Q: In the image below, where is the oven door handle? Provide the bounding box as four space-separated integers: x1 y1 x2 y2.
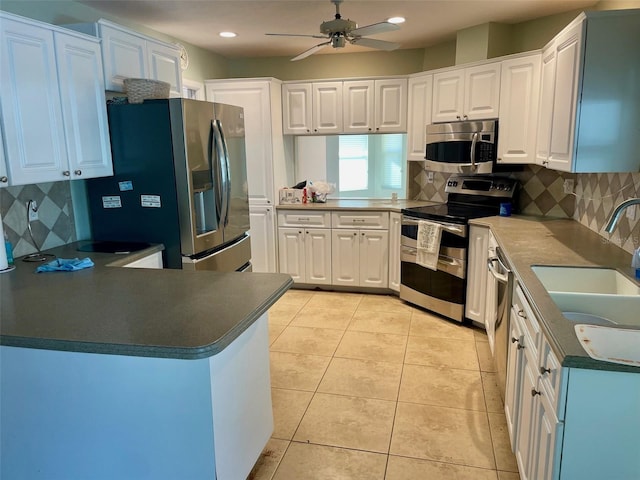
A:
488 257 509 283
403 217 464 235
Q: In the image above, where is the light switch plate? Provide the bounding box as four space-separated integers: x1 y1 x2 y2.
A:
563 179 574 194
28 201 38 222
626 205 636 221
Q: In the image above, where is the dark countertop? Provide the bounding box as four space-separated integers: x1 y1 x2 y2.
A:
0 242 293 360
470 216 639 373
275 199 438 212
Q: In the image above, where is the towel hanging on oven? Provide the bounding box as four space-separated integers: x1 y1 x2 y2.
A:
416 220 442 271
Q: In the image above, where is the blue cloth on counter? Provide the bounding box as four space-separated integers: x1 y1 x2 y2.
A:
36 257 94 273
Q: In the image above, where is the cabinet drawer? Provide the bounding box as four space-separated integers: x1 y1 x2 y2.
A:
331 211 389 229
277 210 331 228
513 285 541 356
539 336 567 419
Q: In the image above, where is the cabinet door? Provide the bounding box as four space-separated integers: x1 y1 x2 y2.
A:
531 384 562 480
515 350 537 480
505 306 525 451
374 78 407 132
464 62 501 120
278 228 305 283
0 127 9 188
305 228 332 285
535 46 556 166
497 54 541 165
331 229 360 287
465 225 489 324
249 205 276 273
343 80 374 134
406 73 433 161
547 21 584 172
99 24 148 91
282 83 312 134
0 18 68 186
432 70 464 122
147 41 183 97
388 212 402 292
360 230 389 288
312 82 343 134
55 32 113 180
206 82 275 204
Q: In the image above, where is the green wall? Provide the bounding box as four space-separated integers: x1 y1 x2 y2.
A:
1 0 635 82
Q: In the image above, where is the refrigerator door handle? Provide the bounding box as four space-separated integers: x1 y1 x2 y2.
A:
216 119 231 228
211 120 228 229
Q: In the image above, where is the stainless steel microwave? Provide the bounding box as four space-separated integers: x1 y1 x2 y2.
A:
425 120 497 174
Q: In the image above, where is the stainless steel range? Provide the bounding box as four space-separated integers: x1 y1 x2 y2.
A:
400 175 518 322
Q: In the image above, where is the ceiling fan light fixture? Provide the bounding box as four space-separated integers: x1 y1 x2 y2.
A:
387 17 405 24
219 31 237 38
331 35 346 48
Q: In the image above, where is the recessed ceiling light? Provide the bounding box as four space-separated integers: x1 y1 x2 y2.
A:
387 17 405 24
219 31 237 38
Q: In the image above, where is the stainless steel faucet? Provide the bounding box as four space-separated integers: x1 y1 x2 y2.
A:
604 198 640 233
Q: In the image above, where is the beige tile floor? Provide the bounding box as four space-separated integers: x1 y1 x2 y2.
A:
248 290 521 480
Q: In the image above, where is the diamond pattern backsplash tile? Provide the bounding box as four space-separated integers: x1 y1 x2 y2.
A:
1 182 77 258
408 162 640 255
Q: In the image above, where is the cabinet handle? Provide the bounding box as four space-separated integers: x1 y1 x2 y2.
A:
540 366 551 375
0 176 7 183
517 309 527 319
531 388 541 397
353 232 357 236
62 170 71 177
456 115 461 120
368 128 372 131
463 114 468 120
511 337 525 349
74 169 82 176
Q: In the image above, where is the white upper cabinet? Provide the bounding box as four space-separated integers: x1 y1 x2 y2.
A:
55 32 113 180
65 19 182 97
284 78 407 135
343 80 374 134
282 83 312 134
535 10 640 172
406 72 433 161
312 82 343 134
0 12 112 186
374 78 407 133
497 53 542 165
432 62 501 122
282 82 341 134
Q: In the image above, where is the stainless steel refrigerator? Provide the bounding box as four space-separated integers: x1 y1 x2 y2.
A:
86 98 251 271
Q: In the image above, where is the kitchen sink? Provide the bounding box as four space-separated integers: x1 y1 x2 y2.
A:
531 266 640 327
531 266 640 295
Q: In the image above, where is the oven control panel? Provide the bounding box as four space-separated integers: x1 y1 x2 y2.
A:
445 176 517 198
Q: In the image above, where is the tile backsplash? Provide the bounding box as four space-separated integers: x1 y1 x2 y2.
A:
0 182 77 258
408 162 640 255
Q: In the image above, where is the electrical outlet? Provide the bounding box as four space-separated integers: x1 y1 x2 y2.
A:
563 179 574 194
626 205 637 221
427 171 434 184
28 200 39 222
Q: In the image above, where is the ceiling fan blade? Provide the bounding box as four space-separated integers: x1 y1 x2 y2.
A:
350 37 400 51
350 21 399 38
291 42 330 62
265 33 328 39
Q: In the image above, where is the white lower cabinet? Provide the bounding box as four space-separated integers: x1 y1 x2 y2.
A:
278 227 331 285
331 229 388 288
465 225 490 324
122 251 163 269
249 204 276 273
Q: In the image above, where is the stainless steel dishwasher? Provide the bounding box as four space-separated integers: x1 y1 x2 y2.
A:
487 245 513 399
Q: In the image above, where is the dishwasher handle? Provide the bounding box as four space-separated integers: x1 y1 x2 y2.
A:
488 257 509 283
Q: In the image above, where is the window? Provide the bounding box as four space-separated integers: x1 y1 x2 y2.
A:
324 134 406 198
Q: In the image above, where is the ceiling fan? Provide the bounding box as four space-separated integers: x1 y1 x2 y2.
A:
266 0 401 61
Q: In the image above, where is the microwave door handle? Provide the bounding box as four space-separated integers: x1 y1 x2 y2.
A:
470 131 479 171
211 120 228 228
216 119 231 228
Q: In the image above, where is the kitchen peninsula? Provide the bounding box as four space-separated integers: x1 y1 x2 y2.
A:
0 243 292 480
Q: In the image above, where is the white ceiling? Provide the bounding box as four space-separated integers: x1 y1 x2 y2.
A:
79 0 598 59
